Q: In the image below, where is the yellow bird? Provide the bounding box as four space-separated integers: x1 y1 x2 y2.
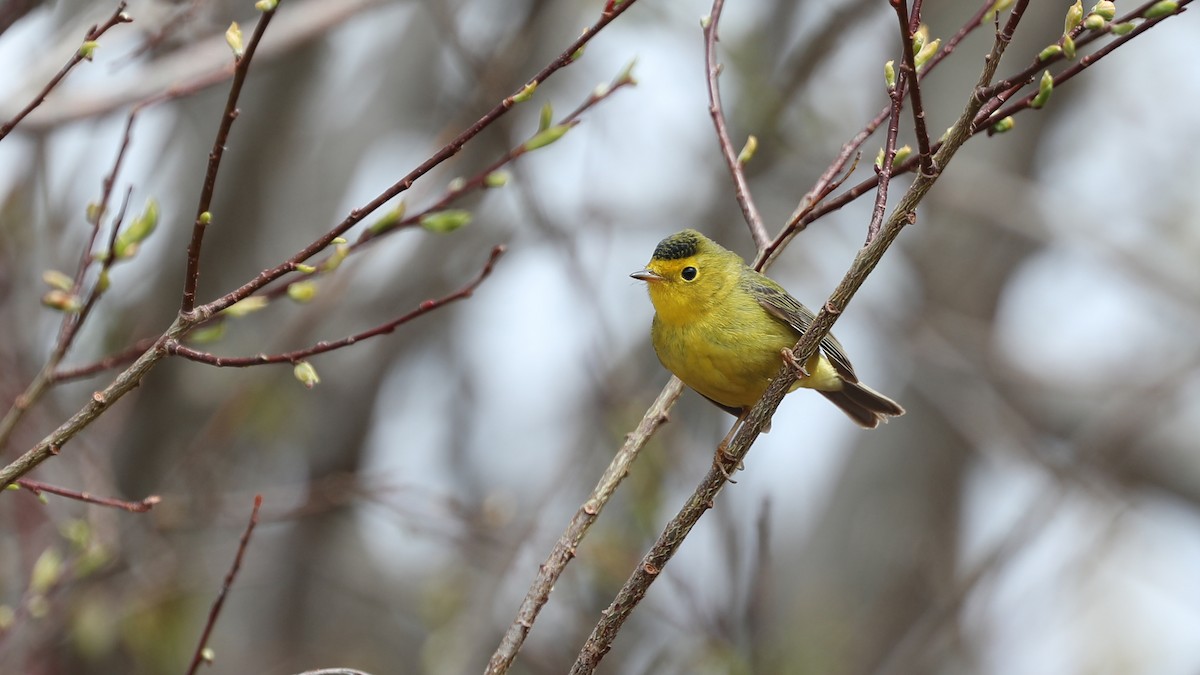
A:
631 229 903 428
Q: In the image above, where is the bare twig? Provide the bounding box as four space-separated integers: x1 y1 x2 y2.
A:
169 246 506 367
890 0 936 177
703 0 769 250
0 2 131 141
13 478 161 512
180 4 279 314
484 379 683 675
185 495 263 675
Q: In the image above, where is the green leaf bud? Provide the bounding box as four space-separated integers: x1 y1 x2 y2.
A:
1144 1 1179 18
222 296 269 317
188 323 227 344
78 41 99 61
30 548 63 594
331 237 348 245
911 25 928 54
511 81 537 103
1084 13 1105 30
1110 21 1136 35
447 177 465 193
96 270 110 292
61 519 91 550
42 290 81 313
293 361 320 389
1039 44 1063 61
1063 34 1076 60
523 124 573 152
914 38 941 70
287 280 318 303
737 135 758 165
1031 70 1054 108
368 202 406 235
1091 1 1116 19
884 60 896 88
42 270 74 292
321 244 349 271
484 171 510 188
1065 0 1084 34
420 209 472 234
199 211 212 225
295 263 317 274
615 58 637 86
991 116 1015 134
538 103 553 132
86 202 103 224
201 647 216 663
891 145 912 168
225 22 244 58
255 0 278 10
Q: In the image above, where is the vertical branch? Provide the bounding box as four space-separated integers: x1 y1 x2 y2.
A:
185 495 264 675
180 5 279 313
891 0 936 177
704 0 769 251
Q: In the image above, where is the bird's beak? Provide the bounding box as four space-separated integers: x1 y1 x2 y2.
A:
630 269 665 283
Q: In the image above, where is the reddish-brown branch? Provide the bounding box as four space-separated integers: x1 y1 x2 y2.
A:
704 0 769 251
180 5 278 314
0 2 132 141
891 0 936 178
170 246 505 367
15 478 160 512
185 495 263 675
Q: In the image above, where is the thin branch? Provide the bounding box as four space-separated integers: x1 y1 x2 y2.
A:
51 338 158 383
704 0 769 250
199 0 646 319
483 379 683 675
0 2 132 141
891 0 936 177
14 478 161 512
169 246 506 367
185 495 263 675
866 57 906 246
180 4 279 314
568 6 1025 671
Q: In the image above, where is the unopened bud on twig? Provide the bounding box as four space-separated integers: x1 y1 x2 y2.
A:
1039 45 1063 62
287 280 317 303
1084 13 1106 30
420 210 472 234
255 0 278 11
42 270 74 292
42 290 81 313
484 171 510 188
225 22 244 58
1110 21 1136 35
991 116 1015 134
1031 70 1054 109
293 361 320 389
511 81 537 103
369 202 406 235
737 135 758 165
78 41 99 61
222 296 269 317
914 38 940 71
30 548 63 594
884 60 896 88
538 103 553 132
523 123 573 152
1091 1 1116 20
1065 0 1084 34
1144 1 1179 18
1063 34 1077 60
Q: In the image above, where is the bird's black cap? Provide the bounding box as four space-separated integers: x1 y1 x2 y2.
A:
651 230 702 261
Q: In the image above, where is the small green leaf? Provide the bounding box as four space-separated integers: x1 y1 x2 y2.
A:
225 22 244 58
293 361 320 389
222 296 269 317
523 124 572 152
287 280 317 303
1144 0 1179 18
538 103 553 132
420 210 472 234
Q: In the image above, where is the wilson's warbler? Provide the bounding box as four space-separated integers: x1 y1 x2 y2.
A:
632 229 903 428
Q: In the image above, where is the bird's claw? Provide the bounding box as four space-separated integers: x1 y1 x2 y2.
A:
781 347 809 377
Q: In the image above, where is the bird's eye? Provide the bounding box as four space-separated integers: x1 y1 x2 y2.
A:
681 266 698 281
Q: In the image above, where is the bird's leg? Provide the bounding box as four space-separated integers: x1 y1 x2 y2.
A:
714 410 749 481
780 347 810 378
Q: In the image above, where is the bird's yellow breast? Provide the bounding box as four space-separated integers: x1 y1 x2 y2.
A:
649 282 841 410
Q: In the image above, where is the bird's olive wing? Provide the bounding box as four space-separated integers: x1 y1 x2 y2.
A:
752 282 859 382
